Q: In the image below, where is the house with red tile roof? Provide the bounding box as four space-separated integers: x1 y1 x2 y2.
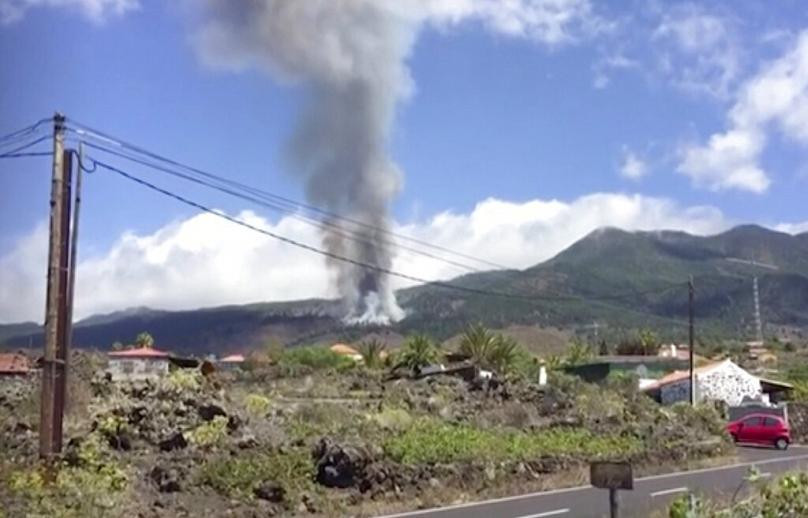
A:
107 346 172 381
0 353 31 376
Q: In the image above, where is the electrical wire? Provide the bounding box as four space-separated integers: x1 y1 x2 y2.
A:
81 140 487 274
0 117 50 146
0 135 51 158
89 156 691 315
64 118 511 270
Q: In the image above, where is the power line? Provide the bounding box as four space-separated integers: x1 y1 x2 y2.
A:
0 135 51 158
0 118 50 146
89 157 545 301
80 140 486 274
1 116 692 323
64 118 511 271
89 156 691 315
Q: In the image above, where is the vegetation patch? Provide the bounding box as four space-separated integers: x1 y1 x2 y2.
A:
197 448 313 500
7 433 129 517
279 346 355 372
383 418 641 465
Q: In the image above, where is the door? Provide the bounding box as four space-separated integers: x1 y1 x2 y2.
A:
738 416 763 443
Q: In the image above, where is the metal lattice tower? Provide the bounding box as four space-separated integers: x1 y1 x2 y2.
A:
753 276 763 343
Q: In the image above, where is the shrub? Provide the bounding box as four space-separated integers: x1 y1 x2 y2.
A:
197 449 313 500
358 339 387 369
186 415 229 448
165 369 201 392
566 340 594 366
397 335 439 373
383 418 640 465
279 346 354 371
244 393 271 416
8 433 128 517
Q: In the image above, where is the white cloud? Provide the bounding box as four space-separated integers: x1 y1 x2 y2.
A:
775 221 808 235
592 52 639 89
652 4 741 99
619 149 648 180
678 30 808 193
406 0 610 46
0 193 729 323
0 0 137 24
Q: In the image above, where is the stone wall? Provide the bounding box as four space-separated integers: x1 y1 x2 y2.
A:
790 402 808 443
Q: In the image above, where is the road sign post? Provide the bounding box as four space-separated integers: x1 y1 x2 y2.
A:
591 461 633 518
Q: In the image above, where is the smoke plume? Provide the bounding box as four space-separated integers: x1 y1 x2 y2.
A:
192 0 602 324
194 1 420 324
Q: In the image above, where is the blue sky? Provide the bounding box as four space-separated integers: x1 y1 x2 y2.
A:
1 0 808 322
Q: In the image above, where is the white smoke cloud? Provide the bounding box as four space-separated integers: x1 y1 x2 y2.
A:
0 0 137 24
0 192 734 324
678 30 808 193
189 0 607 324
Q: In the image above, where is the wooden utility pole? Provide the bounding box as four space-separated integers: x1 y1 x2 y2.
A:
39 113 71 459
689 275 695 406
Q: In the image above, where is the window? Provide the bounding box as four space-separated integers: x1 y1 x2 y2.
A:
763 417 780 427
743 417 763 426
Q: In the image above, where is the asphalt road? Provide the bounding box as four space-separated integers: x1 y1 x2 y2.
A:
377 446 808 518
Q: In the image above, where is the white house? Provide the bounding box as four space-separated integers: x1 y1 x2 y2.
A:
107 347 171 381
644 359 763 406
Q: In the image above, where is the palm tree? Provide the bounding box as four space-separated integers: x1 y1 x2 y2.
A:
134 331 154 349
358 339 386 369
398 335 439 373
459 323 497 368
488 335 520 374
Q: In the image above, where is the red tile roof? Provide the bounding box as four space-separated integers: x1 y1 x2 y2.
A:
0 353 31 374
108 347 171 359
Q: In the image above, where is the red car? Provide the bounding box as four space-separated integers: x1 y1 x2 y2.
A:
726 413 791 450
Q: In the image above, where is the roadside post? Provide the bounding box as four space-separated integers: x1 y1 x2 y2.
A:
590 461 633 518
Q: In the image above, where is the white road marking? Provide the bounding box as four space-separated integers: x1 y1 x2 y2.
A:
758 472 772 478
374 452 808 518
514 509 569 518
650 487 688 497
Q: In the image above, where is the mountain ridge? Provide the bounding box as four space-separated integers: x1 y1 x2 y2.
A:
3 224 807 353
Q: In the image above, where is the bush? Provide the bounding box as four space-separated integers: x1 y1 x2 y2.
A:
397 335 439 373
186 415 229 448
244 393 271 416
358 339 387 369
279 346 354 371
197 449 313 500
383 418 640 465
8 433 128 517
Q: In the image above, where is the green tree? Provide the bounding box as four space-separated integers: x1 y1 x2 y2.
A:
638 329 658 355
398 335 439 373
111 341 124 351
134 332 154 349
459 323 497 368
358 339 386 369
566 340 594 366
488 335 520 374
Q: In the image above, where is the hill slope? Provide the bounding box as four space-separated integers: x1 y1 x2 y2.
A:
3 225 807 353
